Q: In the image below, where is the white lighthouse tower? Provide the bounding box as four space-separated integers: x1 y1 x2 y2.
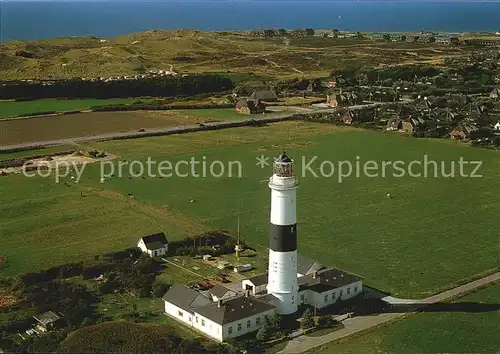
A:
267 152 299 315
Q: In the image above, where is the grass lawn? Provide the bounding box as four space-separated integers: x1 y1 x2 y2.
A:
79 122 499 297
0 178 207 276
0 98 142 118
174 108 276 121
2 122 499 299
307 283 500 354
0 145 77 160
306 324 345 337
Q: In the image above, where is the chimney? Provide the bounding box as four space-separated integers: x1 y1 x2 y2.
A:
217 300 222 308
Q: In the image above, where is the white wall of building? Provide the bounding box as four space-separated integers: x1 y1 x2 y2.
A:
193 313 223 342
298 281 363 309
242 280 266 295
221 308 276 341
137 239 168 258
164 302 194 327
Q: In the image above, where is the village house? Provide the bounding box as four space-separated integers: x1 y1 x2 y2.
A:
291 28 315 36
307 79 323 93
137 232 168 258
386 118 403 131
232 86 254 97
450 124 479 140
33 311 63 332
235 98 266 114
489 87 500 100
494 122 500 131
249 90 279 102
250 29 276 37
340 110 356 125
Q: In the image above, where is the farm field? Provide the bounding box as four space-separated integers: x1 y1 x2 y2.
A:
0 98 142 118
0 110 209 146
1 121 499 299
307 283 500 354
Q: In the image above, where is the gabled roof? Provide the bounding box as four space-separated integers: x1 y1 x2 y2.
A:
194 295 275 325
209 284 234 299
162 285 211 314
244 273 268 287
249 90 278 102
298 267 363 294
33 311 61 326
297 253 324 276
138 232 168 250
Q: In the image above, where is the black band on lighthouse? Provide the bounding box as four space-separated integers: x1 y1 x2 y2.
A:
269 223 297 252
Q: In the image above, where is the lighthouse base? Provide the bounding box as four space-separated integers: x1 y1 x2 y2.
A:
266 289 298 315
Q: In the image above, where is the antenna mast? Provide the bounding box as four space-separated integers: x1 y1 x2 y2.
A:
235 200 243 258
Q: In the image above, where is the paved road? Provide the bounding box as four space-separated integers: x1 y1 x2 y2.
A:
1 100 410 152
279 272 500 353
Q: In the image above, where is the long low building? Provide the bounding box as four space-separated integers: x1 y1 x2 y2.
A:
163 285 275 342
162 254 363 342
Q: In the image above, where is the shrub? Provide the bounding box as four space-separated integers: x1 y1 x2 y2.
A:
301 308 315 330
256 324 271 342
152 282 170 298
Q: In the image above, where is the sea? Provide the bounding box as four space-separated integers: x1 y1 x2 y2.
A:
2 1 500 42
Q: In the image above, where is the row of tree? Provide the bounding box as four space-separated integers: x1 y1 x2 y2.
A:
0 75 233 99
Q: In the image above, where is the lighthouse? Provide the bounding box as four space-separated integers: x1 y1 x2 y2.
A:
267 152 299 315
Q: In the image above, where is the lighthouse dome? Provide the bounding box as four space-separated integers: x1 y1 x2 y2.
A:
277 152 292 163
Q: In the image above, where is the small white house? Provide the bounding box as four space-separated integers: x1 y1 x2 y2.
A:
494 122 500 131
242 274 268 295
137 232 168 258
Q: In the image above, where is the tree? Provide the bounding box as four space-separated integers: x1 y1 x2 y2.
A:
152 281 170 297
266 313 282 331
301 308 315 330
382 34 391 41
256 324 271 342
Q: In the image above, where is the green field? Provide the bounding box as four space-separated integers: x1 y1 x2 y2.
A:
0 98 140 118
308 283 500 354
175 108 271 121
1 122 499 299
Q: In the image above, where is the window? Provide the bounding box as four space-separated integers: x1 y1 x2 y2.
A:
347 287 351 294
201 319 205 327
354 286 358 293
332 292 336 299
340 290 343 297
228 326 233 334
300 294 305 303
324 294 328 302
188 316 192 322
256 317 261 325
237 323 242 331
195 317 198 323
247 320 251 328
177 310 183 317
